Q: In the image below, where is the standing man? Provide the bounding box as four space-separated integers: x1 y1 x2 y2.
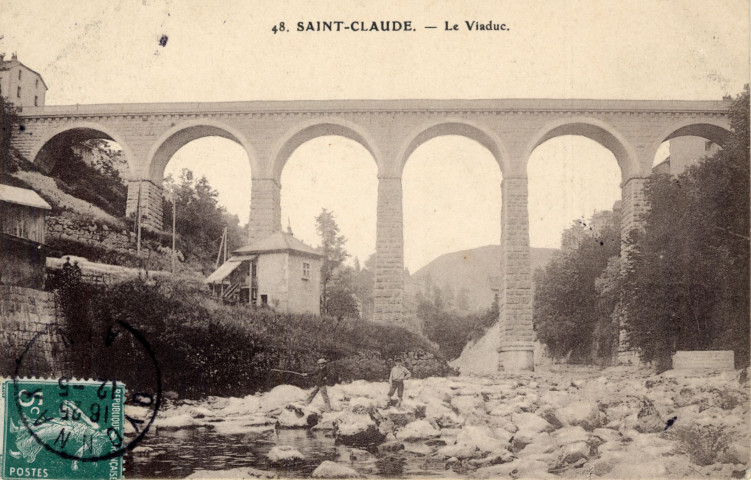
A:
304 358 332 411
386 360 411 407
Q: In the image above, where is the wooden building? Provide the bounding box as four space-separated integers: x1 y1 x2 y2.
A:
0 184 52 289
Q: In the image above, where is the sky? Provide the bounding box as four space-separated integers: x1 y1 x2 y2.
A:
1 0 748 271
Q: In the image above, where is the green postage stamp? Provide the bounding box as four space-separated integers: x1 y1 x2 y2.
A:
1 378 125 480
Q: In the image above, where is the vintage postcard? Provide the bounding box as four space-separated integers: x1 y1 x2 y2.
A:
0 1 749 478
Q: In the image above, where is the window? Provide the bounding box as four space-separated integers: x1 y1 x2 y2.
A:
34 96 38 106
16 86 20 98
18 70 21 80
260 294 268 306
35 79 39 87
302 262 310 279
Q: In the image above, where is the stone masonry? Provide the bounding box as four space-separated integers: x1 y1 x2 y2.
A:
497 178 534 371
126 180 164 231
374 177 405 327
11 99 732 370
248 178 282 245
0 285 69 377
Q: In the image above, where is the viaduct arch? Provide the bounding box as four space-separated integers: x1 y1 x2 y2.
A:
12 98 731 371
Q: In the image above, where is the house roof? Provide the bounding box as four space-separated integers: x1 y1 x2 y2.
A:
205 255 257 284
0 184 51 210
0 59 49 90
233 231 323 257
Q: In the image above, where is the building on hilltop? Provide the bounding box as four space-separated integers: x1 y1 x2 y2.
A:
205 231 323 314
0 53 47 108
0 184 52 289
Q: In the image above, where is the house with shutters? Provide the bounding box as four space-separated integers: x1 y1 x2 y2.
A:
205 231 323 315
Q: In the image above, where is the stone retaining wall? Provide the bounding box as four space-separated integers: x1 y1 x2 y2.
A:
45 214 182 268
0 285 70 377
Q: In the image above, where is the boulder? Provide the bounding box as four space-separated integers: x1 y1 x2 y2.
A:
266 446 304 464
221 395 262 416
552 425 589 445
556 400 602 430
311 411 344 431
592 427 622 443
311 461 363 478
634 397 663 433
334 412 386 446
395 420 440 441
456 425 510 453
276 404 320 429
260 385 307 412
402 442 434 455
511 412 553 434
558 441 591 464
451 395 486 417
425 402 463 428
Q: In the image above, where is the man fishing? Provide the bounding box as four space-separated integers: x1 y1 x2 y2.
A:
272 358 332 411
303 358 331 411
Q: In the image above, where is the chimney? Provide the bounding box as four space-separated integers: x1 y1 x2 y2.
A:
11 52 18 61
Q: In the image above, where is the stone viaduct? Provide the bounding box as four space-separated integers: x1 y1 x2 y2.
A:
11 98 731 371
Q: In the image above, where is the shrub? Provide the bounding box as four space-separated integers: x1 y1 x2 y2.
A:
54 277 452 399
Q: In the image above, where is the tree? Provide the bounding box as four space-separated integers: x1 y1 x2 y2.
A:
621 88 749 369
163 169 244 271
533 210 621 363
0 93 20 175
315 208 349 314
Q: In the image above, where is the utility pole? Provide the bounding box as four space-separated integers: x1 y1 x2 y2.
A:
136 182 142 256
171 192 177 274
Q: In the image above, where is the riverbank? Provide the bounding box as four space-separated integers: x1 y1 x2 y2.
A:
124 364 749 478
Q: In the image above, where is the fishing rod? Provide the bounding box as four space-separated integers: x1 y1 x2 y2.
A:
270 368 307 376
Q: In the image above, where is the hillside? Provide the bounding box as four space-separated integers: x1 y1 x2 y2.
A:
407 245 557 312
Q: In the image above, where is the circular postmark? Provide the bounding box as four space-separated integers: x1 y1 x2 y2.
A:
11 320 162 464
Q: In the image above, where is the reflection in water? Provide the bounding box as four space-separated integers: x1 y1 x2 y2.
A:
124 427 447 478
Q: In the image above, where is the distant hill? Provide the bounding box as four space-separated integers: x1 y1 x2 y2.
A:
407 245 557 312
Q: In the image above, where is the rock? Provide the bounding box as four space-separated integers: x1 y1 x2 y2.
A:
154 413 202 430
377 440 404 453
721 439 751 464
186 467 278 478
266 446 304 464
608 457 667 478
552 425 589 445
475 458 554 479
260 385 307 412
455 425 510 453
559 441 591 464
634 397 663 433
395 420 440 441
276 404 320 429
334 412 386 446
222 395 262 416
437 443 483 459
540 390 573 409
592 427 622 443
511 412 553 434
382 407 417 428
402 441 434 455
349 396 378 414
451 394 486 417
311 411 344 430
518 432 556 455
468 450 516 467
425 402 463 428
556 400 602 430
311 461 363 478
535 405 563 428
